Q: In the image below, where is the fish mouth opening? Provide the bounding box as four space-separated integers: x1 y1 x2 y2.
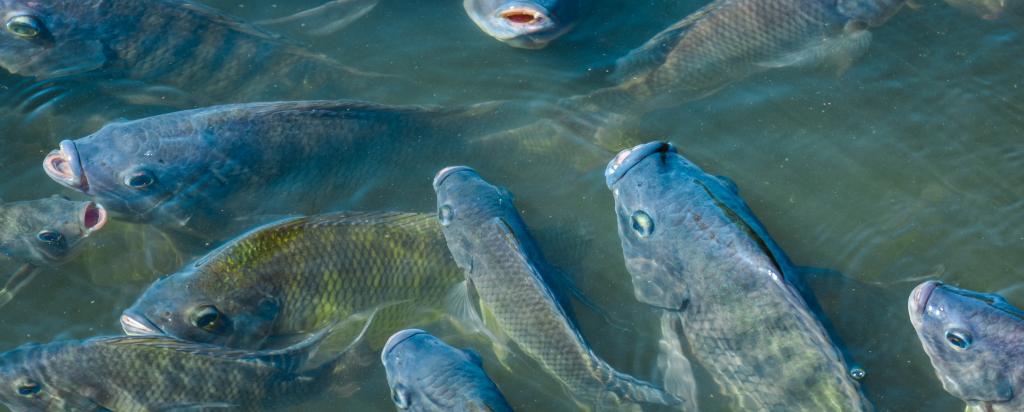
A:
433 166 477 190
910 281 941 316
605 141 676 188
499 7 548 26
43 140 89 193
82 202 107 234
120 312 161 336
382 329 427 356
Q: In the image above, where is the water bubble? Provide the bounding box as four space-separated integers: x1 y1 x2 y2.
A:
850 367 866 380
631 210 654 238
438 205 454 227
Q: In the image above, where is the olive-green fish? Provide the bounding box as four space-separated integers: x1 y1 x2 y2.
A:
432 166 680 411
121 211 466 350
0 328 367 412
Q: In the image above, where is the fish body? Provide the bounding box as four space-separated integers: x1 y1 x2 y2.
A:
122 211 465 350
909 281 1024 412
464 0 581 49
42 100 606 235
382 329 514 412
605 142 870 411
567 0 905 122
0 0 383 106
0 197 106 268
432 166 679 410
0 331 351 412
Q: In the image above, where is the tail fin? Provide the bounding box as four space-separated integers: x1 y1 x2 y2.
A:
554 88 649 153
604 368 683 408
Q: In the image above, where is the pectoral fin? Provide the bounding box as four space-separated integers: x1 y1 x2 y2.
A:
256 0 378 37
756 24 872 77
0 264 39 309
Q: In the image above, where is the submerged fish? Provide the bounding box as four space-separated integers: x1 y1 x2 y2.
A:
0 328 362 412
464 0 581 49
42 100 606 236
0 196 107 307
382 329 514 412
944 0 1007 19
605 142 870 411
433 166 679 410
121 211 465 350
0 0 389 107
909 281 1024 412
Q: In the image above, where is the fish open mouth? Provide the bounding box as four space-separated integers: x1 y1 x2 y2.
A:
499 7 547 25
43 140 89 193
433 166 477 190
120 313 160 335
910 281 941 315
382 329 427 358
605 141 676 188
82 202 107 235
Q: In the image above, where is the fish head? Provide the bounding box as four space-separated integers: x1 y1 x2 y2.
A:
0 1 108 78
43 118 214 228
605 141 721 311
463 0 579 49
0 343 78 412
0 197 107 267
909 281 1024 407
433 166 520 270
382 329 494 411
121 268 280 349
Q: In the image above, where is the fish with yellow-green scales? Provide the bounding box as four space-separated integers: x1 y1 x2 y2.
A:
121 211 466 350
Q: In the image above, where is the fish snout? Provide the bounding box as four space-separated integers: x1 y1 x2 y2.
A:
605 141 676 188
910 280 942 317
433 166 478 191
382 329 428 358
81 202 107 235
120 312 160 336
43 140 88 193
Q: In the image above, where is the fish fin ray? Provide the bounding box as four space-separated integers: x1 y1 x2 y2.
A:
0 264 39 309
256 0 378 37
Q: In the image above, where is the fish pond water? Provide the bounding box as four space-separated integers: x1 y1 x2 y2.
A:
0 0 1021 411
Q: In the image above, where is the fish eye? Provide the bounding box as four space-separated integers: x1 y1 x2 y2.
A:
189 305 226 333
438 205 454 227
123 171 156 189
15 381 40 397
631 210 654 238
5 15 43 39
35 230 64 244
391 384 411 409
945 329 973 351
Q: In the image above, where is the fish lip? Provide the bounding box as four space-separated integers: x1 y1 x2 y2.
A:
382 329 427 358
43 140 89 194
605 141 676 188
495 3 553 29
909 280 942 317
81 202 107 235
120 312 162 336
433 166 477 191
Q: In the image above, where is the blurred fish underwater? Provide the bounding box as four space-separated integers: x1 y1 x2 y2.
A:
0 0 1021 411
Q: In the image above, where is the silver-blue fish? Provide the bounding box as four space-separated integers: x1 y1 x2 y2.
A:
382 329 514 412
433 165 679 411
605 141 871 411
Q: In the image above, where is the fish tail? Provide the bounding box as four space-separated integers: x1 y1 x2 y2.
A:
604 368 683 407
553 88 649 152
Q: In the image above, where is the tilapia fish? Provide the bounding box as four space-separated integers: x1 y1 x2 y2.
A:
563 0 908 146
605 142 870 411
0 0 389 107
42 100 608 237
0 196 107 307
0 329 361 412
909 281 1024 412
433 166 679 410
382 329 514 412
122 211 465 350
464 0 581 49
